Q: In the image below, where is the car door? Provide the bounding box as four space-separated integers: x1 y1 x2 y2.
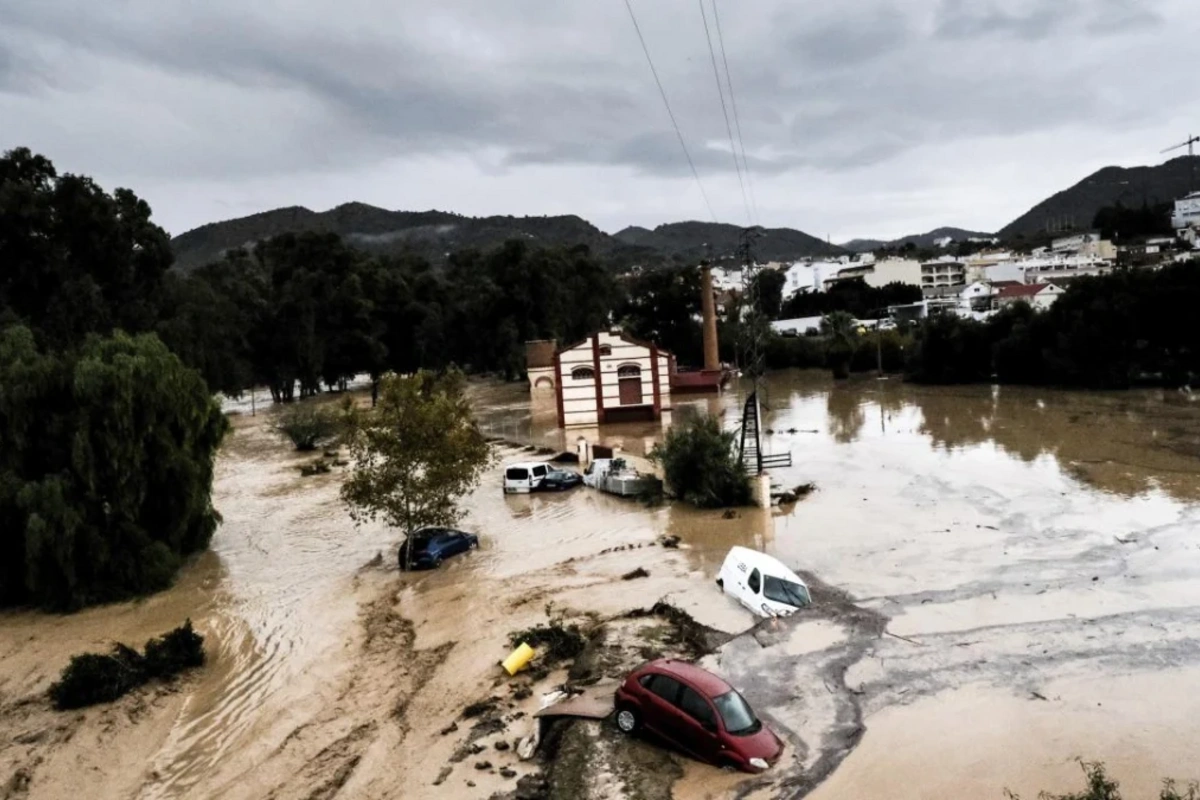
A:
640 674 685 745
742 568 764 615
675 685 724 763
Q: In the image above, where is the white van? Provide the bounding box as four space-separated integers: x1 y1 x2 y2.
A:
504 462 549 494
716 546 811 618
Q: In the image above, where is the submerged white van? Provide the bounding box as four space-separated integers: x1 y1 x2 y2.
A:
716 546 812 618
504 462 550 494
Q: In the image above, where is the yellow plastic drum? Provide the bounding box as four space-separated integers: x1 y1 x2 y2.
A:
502 643 536 676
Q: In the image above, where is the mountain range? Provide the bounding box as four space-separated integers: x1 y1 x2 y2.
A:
840 227 995 252
998 155 1199 239
169 156 1200 270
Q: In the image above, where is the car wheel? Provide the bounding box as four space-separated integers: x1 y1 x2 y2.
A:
469 538 479 549
431 556 442 569
716 578 724 589
615 706 639 734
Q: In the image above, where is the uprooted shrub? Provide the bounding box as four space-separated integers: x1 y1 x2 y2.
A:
49 620 205 710
271 404 342 451
508 607 586 667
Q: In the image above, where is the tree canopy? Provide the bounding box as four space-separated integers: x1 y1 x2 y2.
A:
0 327 228 610
0 147 173 349
340 371 491 569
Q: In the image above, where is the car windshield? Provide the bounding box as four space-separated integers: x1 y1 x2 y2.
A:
762 576 811 608
713 690 760 736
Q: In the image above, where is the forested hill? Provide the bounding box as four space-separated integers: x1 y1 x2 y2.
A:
612 221 844 262
999 155 1200 239
169 204 840 270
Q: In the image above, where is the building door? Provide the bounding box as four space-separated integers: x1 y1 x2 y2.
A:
618 365 643 405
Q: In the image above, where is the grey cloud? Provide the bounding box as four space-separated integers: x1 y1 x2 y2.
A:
783 6 913 68
935 0 1163 40
0 0 1193 233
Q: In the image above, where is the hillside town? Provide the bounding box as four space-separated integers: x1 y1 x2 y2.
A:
699 191 1200 337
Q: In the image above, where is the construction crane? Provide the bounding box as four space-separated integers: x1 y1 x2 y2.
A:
1162 134 1200 194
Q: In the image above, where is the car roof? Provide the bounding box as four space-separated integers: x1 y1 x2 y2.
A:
505 461 548 469
725 546 806 586
642 659 732 698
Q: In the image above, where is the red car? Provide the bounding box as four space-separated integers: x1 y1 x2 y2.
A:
613 659 783 772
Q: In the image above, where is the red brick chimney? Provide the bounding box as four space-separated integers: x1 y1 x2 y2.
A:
701 265 719 371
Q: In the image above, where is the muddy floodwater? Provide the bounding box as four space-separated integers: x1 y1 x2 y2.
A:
3 370 1200 799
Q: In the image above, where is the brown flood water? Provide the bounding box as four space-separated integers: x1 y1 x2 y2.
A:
3 370 1200 799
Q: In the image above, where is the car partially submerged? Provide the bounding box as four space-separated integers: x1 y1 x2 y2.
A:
716 546 811 618
398 527 479 570
614 658 783 772
539 467 582 491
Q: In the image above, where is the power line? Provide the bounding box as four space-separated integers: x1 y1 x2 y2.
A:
622 0 718 223
711 0 759 224
698 0 751 225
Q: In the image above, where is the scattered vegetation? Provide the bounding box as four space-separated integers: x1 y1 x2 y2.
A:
272 404 342 451
651 413 751 508
48 621 205 710
1005 760 1198 800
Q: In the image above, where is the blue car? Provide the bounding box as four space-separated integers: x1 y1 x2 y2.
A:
538 467 583 492
398 528 479 570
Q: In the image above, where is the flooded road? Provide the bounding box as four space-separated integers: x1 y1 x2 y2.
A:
3 371 1200 799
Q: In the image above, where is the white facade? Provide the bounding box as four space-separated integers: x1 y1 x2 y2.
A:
1017 254 1111 283
921 256 966 295
554 331 672 428
865 257 923 288
1174 192 1200 232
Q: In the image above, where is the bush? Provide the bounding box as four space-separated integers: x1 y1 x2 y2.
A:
272 404 341 451
651 413 751 508
764 333 825 370
48 621 205 710
49 644 147 710
142 619 205 678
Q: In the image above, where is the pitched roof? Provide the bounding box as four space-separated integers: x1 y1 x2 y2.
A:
997 282 1056 298
991 280 1021 288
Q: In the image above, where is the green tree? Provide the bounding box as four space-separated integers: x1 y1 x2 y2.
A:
749 268 786 319
340 370 492 570
0 148 173 349
619 266 703 365
0 327 228 610
651 413 750 508
821 311 859 379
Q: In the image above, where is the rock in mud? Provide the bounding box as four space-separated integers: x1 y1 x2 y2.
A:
658 535 680 549
495 740 510 751
620 567 649 581
440 721 459 735
500 767 518 778
475 760 493 770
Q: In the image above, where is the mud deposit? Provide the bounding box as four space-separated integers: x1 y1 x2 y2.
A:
3 372 1200 799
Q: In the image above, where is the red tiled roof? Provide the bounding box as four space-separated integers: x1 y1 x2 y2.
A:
997 283 1053 298
991 280 1021 288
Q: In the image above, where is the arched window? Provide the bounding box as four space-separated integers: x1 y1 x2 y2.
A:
598 344 612 356
534 376 554 389
617 364 642 378
571 367 595 380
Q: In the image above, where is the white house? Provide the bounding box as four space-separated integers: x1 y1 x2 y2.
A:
995 282 1064 310
958 281 997 311
528 331 673 428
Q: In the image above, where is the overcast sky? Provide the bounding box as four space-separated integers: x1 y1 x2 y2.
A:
2 0 1197 242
